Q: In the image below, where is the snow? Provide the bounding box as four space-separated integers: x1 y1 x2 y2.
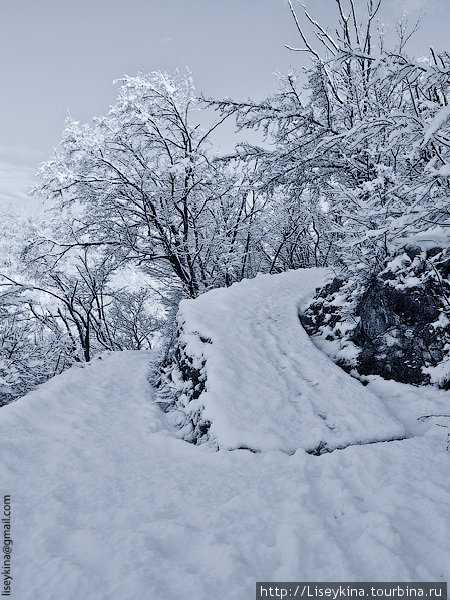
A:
390 226 450 252
0 348 449 598
175 269 407 452
422 351 450 387
424 104 450 145
435 163 450 177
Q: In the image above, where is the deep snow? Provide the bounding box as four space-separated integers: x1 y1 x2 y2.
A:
0 272 449 598
173 269 407 452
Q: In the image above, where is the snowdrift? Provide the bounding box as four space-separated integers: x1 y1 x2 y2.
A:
161 269 407 452
1 347 449 598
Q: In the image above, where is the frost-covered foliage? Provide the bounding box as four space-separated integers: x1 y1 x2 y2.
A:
0 262 162 405
0 213 73 405
0 205 163 405
36 70 264 299
0 300 74 406
302 243 450 387
211 1 450 275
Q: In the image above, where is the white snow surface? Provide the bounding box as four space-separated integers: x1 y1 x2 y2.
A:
176 269 407 452
0 352 450 600
424 104 450 144
1 349 449 599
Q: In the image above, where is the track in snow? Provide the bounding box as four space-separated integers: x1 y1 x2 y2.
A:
1 348 449 598
173 269 407 452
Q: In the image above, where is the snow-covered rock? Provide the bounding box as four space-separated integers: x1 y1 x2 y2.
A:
159 269 406 453
303 247 450 387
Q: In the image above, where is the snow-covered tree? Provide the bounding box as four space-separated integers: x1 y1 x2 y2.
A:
0 209 74 404
0 204 165 404
36 70 263 298
210 0 450 275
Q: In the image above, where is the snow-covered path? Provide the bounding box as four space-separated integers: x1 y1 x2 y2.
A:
1 350 449 598
175 269 406 451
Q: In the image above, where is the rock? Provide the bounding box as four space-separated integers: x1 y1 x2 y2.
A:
301 246 450 388
352 276 444 385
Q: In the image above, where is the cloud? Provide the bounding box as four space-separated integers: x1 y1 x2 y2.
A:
0 159 37 210
0 145 49 215
388 0 439 15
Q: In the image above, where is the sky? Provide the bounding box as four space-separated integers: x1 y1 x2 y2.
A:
0 0 449 209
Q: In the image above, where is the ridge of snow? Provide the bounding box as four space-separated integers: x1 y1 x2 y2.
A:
424 104 450 145
175 269 407 452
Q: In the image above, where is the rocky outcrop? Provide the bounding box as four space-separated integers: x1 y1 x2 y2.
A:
301 246 450 388
152 324 211 444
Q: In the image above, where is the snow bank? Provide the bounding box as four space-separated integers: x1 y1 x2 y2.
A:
1 350 448 598
164 269 407 452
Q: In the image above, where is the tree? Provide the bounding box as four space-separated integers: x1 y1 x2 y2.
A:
0 209 75 404
36 70 263 299
210 0 450 275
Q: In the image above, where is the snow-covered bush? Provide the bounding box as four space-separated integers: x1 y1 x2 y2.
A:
152 305 210 443
302 243 450 387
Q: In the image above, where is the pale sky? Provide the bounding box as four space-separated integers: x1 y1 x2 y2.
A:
1 0 449 208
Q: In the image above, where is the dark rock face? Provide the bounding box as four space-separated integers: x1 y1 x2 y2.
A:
352 277 444 385
301 247 450 388
153 328 211 444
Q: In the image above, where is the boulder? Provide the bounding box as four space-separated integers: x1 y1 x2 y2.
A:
301 247 450 387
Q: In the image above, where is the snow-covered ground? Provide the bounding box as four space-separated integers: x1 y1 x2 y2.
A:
173 269 407 452
1 271 449 599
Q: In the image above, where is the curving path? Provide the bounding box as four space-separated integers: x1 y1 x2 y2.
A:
0 271 449 598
